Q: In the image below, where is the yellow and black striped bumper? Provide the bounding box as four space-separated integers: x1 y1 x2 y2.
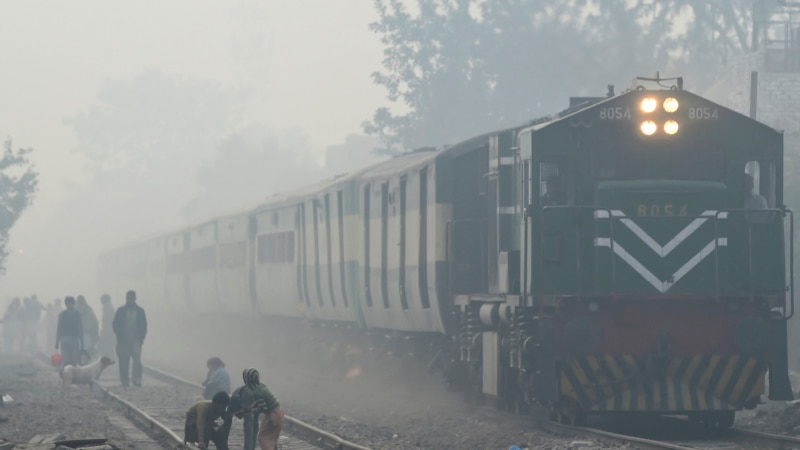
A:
559 355 766 412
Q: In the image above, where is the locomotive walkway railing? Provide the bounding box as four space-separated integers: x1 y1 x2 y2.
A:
712 207 794 319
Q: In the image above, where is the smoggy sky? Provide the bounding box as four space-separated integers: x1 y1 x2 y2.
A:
0 1 385 301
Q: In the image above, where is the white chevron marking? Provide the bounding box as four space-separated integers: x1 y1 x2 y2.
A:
594 210 725 257
594 237 727 293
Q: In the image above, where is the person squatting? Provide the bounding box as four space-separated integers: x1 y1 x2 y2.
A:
185 367 284 450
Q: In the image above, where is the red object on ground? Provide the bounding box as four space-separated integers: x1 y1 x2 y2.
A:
50 353 62 367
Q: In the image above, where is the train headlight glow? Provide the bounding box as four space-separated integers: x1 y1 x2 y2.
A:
640 97 657 113
640 120 657 135
663 97 679 113
664 120 679 135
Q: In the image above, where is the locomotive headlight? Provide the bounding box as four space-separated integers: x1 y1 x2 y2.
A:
664 120 679 135
640 97 657 113
663 97 679 112
640 120 657 135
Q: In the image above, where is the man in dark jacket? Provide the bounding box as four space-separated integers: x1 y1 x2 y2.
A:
112 290 147 387
55 296 82 368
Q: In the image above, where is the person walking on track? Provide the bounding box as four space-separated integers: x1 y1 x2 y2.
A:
55 296 82 368
112 290 147 387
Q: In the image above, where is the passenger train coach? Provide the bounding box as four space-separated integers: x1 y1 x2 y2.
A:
99 76 794 426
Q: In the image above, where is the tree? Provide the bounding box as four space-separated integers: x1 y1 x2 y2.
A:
65 70 246 183
183 124 322 222
364 0 775 152
64 70 247 236
363 0 490 152
0 140 38 274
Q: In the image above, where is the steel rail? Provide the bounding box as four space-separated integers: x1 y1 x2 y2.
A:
93 382 200 450
540 421 695 450
591 414 800 450
658 414 800 448
729 427 800 449
143 365 373 450
34 352 197 450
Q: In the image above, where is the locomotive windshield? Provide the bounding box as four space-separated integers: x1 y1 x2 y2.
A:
590 141 724 180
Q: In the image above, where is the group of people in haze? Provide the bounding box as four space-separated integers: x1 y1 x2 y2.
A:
1 295 45 352
184 357 284 450
52 290 147 387
2 290 282 450
1 290 147 388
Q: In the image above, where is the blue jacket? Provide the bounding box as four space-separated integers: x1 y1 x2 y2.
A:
211 367 231 391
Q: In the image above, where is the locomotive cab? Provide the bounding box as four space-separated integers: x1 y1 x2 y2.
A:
515 77 793 425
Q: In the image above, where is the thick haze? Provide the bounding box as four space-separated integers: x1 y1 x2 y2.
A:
0 1 386 303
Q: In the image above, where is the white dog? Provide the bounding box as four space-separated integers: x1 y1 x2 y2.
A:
60 356 115 396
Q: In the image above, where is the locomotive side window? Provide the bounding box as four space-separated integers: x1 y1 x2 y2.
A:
744 160 775 209
745 161 762 196
538 161 573 206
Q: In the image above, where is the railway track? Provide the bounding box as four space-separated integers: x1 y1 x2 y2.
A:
45 349 800 449
730 426 800 449
129 363 800 449
31 352 173 449
92 383 189 450
553 413 800 449
540 420 695 449
92 364 372 450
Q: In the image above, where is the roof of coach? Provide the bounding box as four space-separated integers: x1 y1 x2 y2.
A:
435 126 524 163
358 127 526 181
250 171 360 213
351 122 534 182
106 207 252 253
357 147 442 180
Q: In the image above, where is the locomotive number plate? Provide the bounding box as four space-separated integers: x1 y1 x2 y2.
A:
687 107 719 120
598 106 631 120
637 204 688 217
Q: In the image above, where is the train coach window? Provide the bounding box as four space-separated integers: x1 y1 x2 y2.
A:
286 231 295 264
257 235 269 263
256 232 296 264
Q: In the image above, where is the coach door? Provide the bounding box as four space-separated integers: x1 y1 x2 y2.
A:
448 148 489 295
448 220 485 295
